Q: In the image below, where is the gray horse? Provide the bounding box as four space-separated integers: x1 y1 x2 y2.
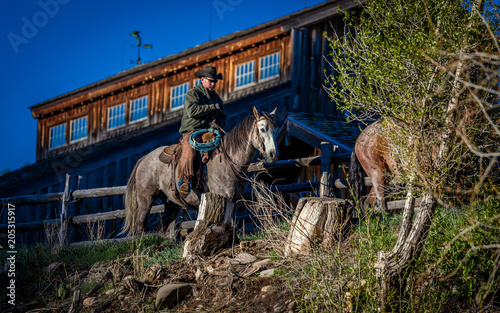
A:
121 107 279 236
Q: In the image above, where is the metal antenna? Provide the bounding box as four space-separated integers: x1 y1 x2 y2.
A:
129 31 153 66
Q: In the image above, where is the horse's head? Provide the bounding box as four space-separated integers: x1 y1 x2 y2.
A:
252 107 279 163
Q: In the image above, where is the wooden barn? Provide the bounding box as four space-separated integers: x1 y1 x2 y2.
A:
0 0 362 245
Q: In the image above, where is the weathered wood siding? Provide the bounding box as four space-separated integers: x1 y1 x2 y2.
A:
33 28 291 162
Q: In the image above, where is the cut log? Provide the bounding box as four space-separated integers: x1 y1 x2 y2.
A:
284 197 352 256
183 193 235 259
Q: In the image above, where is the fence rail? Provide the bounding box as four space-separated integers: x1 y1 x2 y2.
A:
0 143 387 244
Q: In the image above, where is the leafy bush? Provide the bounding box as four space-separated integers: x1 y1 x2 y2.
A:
419 197 500 308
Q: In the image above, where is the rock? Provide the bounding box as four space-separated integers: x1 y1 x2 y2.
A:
155 283 192 310
259 269 275 277
105 288 115 295
287 300 297 311
261 285 273 293
230 252 257 265
252 258 271 269
82 297 97 307
195 268 203 281
66 270 89 284
45 262 63 273
273 304 285 313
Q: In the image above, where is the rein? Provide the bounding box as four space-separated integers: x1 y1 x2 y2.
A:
215 122 246 183
215 116 268 183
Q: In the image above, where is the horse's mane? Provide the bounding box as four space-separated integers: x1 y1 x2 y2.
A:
223 112 276 154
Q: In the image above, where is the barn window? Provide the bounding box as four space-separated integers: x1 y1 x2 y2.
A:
194 78 202 87
108 103 126 129
259 52 280 80
130 96 148 122
235 60 255 88
70 116 88 142
49 123 66 149
171 82 190 109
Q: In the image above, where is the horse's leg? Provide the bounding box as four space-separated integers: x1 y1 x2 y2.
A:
134 185 157 234
364 186 377 209
367 168 387 212
357 150 388 212
158 191 180 232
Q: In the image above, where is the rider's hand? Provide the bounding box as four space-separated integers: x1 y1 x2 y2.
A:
214 103 220 110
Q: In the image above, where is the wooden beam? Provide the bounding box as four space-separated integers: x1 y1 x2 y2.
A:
247 154 350 172
71 186 127 199
1 193 63 205
0 204 165 232
59 173 71 245
320 142 335 197
72 204 164 225
0 186 126 206
247 155 321 172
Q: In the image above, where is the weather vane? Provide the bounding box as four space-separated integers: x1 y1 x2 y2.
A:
130 31 153 66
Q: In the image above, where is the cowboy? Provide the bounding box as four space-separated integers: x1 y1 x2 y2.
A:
178 65 227 197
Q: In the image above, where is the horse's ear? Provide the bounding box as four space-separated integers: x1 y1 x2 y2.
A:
270 107 277 116
253 107 260 119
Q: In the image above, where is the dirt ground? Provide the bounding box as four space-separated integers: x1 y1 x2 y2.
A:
4 239 299 313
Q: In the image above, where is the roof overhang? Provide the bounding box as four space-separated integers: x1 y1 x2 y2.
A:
277 113 363 154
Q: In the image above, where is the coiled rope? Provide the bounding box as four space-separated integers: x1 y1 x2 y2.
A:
189 128 221 152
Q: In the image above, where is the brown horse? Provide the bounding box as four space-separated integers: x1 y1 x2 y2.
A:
349 120 403 211
121 107 279 236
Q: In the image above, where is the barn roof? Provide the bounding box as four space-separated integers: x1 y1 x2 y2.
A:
285 113 362 152
29 0 352 112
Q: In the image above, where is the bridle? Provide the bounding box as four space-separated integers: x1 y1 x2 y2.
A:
253 115 268 157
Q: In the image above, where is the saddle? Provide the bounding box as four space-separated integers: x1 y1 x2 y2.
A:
159 143 181 164
159 132 219 203
158 131 217 165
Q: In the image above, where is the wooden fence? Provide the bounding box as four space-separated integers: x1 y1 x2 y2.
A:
1 143 400 245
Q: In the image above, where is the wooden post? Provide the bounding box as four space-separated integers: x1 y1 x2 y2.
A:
59 173 71 246
320 142 336 198
183 193 235 259
284 197 351 256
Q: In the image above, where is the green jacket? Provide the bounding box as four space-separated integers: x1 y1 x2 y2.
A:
179 85 227 136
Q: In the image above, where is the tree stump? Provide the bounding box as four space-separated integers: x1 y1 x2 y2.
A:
284 197 352 256
182 193 235 259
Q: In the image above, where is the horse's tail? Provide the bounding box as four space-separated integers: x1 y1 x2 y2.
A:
348 151 366 208
120 160 140 236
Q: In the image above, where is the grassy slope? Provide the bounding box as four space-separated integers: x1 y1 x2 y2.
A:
1 198 498 312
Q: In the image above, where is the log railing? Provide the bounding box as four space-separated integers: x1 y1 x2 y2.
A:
0 143 381 243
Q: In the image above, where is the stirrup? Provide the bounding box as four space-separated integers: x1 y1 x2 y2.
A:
178 179 191 197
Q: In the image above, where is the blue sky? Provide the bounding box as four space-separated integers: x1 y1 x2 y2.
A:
0 0 326 173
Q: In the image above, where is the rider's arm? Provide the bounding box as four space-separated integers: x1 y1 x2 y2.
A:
184 90 219 118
